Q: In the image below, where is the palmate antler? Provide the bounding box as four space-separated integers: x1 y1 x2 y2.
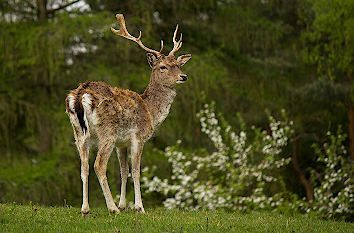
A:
111 14 182 57
111 14 163 57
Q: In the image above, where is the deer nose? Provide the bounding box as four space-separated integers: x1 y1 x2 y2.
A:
180 74 188 81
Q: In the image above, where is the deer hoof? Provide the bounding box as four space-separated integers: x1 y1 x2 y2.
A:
118 206 126 212
136 207 145 214
109 208 119 214
81 209 90 216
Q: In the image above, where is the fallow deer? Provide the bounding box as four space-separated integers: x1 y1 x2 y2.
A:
65 14 191 214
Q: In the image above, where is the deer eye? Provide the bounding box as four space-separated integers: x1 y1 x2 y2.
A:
160 66 167 70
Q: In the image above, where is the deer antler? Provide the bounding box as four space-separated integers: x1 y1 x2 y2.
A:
111 14 163 57
168 25 182 57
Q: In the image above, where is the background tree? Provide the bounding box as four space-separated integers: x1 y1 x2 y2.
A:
0 0 352 214
299 0 354 159
1 0 83 21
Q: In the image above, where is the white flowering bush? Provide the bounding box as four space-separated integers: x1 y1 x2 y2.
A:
141 104 353 219
142 103 294 211
308 127 354 219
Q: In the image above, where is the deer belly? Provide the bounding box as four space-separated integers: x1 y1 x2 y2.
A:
115 128 137 147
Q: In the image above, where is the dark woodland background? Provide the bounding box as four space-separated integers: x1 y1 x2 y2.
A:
0 0 353 211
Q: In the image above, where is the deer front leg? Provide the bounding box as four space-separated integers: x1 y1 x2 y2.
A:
131 135 145 213
116 147 128 211
94 141 119 213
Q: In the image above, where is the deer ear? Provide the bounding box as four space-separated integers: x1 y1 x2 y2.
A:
147 53 158 68
177 54 192 67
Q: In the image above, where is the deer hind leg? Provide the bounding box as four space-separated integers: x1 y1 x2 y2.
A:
131 134 145 213
94 139 119 213
76 136 90 215
68 112 91 215
116 147 128 211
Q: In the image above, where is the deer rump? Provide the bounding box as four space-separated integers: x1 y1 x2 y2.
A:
65 81 153 141
66 81 104 135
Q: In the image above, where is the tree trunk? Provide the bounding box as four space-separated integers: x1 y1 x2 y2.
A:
37 0 48 21
348 104 354 160
292 139 314 201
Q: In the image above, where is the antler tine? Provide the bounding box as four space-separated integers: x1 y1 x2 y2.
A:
111 14 162 57
168 24 183 56
159 40 164 53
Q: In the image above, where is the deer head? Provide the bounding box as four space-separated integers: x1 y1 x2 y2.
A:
111 14 191 88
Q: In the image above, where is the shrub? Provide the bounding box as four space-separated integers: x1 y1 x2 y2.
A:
142 104 353 220
309 127 354 219
142 103 294 211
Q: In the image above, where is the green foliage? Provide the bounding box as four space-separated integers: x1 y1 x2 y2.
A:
214 4 290 59
144 105 354 220
0 12 114 155
143 104 294 211
1 204 353 233
299 0 354 79
310 127 354 220
0 1 353 216
0 153 80 206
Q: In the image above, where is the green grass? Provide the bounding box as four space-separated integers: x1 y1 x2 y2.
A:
0 203 353 232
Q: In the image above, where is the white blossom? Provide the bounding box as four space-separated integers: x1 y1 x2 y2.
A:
141 105 353 219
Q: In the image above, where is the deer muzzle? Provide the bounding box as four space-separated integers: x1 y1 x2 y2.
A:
177 74 188 83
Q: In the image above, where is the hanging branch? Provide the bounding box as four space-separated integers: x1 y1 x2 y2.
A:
23 0 36 10
47 0 80 14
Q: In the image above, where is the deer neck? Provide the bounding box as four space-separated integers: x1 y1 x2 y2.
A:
141 78 176 128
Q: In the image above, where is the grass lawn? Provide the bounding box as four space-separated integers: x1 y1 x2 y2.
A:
0 203 353 232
